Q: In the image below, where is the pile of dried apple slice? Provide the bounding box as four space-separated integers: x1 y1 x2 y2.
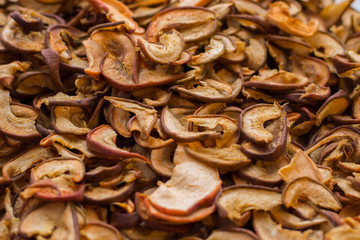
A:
1 0 360 239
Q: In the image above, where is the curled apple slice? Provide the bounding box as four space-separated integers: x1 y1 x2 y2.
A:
51 106 90 135
266 1 319 37
138 30 185 64
150 142 176 178
105 97 157 140
147 144 221 215
13 71 53 96
86 125 149 162
216 185 282 222
146 7 217 42
189 38 225 65
0 61 31 86
283 177 342 211
239 103 282 144
161 106 221 142
0 88 41 142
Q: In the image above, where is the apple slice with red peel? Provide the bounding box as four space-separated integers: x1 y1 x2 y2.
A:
282 177 342 212
150 142 176 178
147 144 221 216
86 125 149 162
216 185 282 223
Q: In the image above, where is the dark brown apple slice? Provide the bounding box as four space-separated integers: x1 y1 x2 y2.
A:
86 125 149 162
84 162 125 183
216 185 282 223
37 92 97 108
0 88 41 142
9 11 43 32
283 177 342 211
160 106 221 142
146 7 217 42
147 144 221 216
237 155 289 187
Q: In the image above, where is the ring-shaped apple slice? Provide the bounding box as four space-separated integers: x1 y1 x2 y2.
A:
282 177 342 212
0 88 41 142
86 125 149 162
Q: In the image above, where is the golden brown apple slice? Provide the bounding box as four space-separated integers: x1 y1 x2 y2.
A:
278 150 322 183
147 144 221 216
237 155 289 187
80 222 122 240
138 30 185 64
150 142 176 178
0 88 41 142
51 106 90 135
206 228 258 240
161 106 221 142
282 177 342 212
146 7 217 42
216 185 282 223
86 125 149 162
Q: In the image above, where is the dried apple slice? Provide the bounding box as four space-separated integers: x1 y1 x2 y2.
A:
320 0 353 28
239 103 282 144
0 88 41 142
13 71 53 96
150 142 176 178
0 61 31 86
244 37 267 71
146 7 217 42
184 142 251 172
147 144 221 216
278 150 322 183
89 0 144 34
161 106 221 142
283 177 342 211
132 87 172 107
244 70 309 91
253 210 306 240
80 222 122 240
315 90 350 127
138 30 185 64
266 1 319 37
83 38 104 81
51 106 90 135
86 125 149 162
267 35 312 56
217 185 282 223
45 24 88 72
189 38 225 65
303 31 345 58
105 97 157 140
2 146 55 180
237 155 289 187
206 228 258 240
37 92 97 108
